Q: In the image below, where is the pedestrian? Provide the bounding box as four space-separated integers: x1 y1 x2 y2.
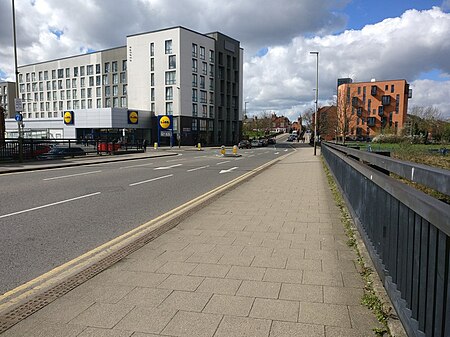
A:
142 139 147 151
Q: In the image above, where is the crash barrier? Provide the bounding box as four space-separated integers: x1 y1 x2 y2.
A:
322 142 450 337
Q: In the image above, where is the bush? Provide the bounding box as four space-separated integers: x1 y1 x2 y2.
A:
372 134 404 144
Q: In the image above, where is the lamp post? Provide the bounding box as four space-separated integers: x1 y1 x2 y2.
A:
244 101 248 118
310 51 319 155
177 86 181 148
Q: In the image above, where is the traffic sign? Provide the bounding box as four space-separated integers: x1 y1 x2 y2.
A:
15 113 22 122
15 98 23 112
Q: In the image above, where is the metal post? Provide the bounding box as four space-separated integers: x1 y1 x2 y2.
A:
12 0 23 162
177 86 181 148
310 51 319 156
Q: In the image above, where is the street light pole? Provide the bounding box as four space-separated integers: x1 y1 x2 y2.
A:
244 101 248 118
310 51 319 155
177 86 181 148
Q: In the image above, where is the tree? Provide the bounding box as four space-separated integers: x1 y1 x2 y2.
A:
409 105 447 141
336 84 357 143
302 108 314 131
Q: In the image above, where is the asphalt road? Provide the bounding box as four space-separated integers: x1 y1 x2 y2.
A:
0 138 302 295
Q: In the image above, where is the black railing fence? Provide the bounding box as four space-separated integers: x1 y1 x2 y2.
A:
322 142 450 337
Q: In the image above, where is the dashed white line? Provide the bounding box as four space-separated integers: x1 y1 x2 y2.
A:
154 164 183 170
187 165 210 172
129 174 173 186
120 163 154 169
43 170 102 181
216 161 231 165
0 192 101 219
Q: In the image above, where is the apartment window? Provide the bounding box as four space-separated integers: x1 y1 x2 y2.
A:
192 59 198 72
121 97 127 107
88 99 92 108
165 71 176 85
209 50 214 63
57 80 63 90
200 46 205 60
367 99 371 113
192 119 198 131
72 78 77 88
60 90 65 100
192 74 198 87
81 100 86 109
113 85 118 96
39 82 43 91
151 103 155 113
80 77 86 88
81 88 86 99
192 89 198 102
72 89 77 99
395 94 400 113
73 100 80 109
151 73 155 86
192 43 198 57
52 70 56 79
166 102 173 115
382 95 391 105
391 84 395 93
378 106 384 116
385 84 388 90
113 73 118 84
192 103 198 117
96 64 101 74
87 65 94 75
38 71 43 81
105 98 111 108
44 71 48 80
105 86 111 97
57 69 64 78
202 62 207 75
112 61 118 72
113 97 119 107
362 87 366 103
151 88 155 101
165 87 173 100
356 107 362 116
96 76 101 86
89 76 94 86
120 72 126 83
150 42 154 56
96 99 101 108
26 73 30 82
209 64 214 77
104 62 110 73
200 76 205 89
165 40 173 54
371 85 377 95
87 88 92 98
357 86 361 95
123 84 127 95
66 90 71 99
150 58 154 71
102 75 109 85
122 60 127 71
96 87 101 97
80 66 85 76
202 105 207 118
64 68 69 78
169 55 176 69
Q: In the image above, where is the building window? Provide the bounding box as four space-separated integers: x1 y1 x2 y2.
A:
120 72 126 83
165 40 172 54
104 62 110 73
395 94 400 113
112 61 118 72
96 76 101 86
166 87 173 100
113 73 119 84
65 68 70 78
87 65 94 75
385 84 388 90
200 76 205 89
371 85 377 96
192 74 198 87
192 89 198 102
80 77 85 88
150 58 154 71
151 103 155 113
113 97 119 107
192 103 198 117
151 73 155 86
209 64 214 77
200 46 205 60
80 66 85 76
169 55 176 69
192 119 198 131
105 98 111 108
96 64 101 74
96 87 101 97
151 88 155 101
378 106 384 116
122 60 127 71
113 85 118 96
367 99 371 113
192 43 198 57
381 95 391 105
150 42 154 56
192 59 198 72
102 75 109 85
200 90 207 103
121 97 127 107
96 99 101 108
202 62 207 75
209 50 215 63
202 105 207 118
165 71 176 85
166 102 173 115
89 76 94 87
123 84 127 95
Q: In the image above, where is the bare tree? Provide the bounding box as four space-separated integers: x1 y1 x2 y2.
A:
336 85 356 143
409 105 446 140
302 108 314 131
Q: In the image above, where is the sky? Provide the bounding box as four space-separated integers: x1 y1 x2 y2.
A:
1 0 450 121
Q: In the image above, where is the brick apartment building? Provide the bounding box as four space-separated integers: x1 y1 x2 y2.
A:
337 79 412 139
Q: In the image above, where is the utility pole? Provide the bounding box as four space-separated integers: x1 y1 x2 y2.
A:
310 51 319 155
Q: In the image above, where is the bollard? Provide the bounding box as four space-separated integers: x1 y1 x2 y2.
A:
154 142 158 150
220 145 226 155
197 142 201 151
232 145 237 155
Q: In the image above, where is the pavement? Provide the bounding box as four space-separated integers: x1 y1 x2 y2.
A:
0 146 389 337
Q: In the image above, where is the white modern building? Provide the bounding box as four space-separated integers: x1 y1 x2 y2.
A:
4 26 243 145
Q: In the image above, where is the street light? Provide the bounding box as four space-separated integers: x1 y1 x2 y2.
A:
310 51 319 155
244 101 248 118
177 86 181 148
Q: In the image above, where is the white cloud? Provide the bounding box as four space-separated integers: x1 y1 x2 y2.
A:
1 2 449 121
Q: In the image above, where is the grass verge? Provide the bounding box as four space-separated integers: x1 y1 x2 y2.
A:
322 159 393 336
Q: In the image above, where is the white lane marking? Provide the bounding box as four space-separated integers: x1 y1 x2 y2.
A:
129 174 173 187
219 167 238 174
235 157 243 160
166 158 185 162
154 164 183 170
216 160 231 165
248 154 255 158
284 149 288 152
187 165 210 172
274 152 280 155
120 162 154 169
0 192 101 219
43 170 102 181
194 155 207 158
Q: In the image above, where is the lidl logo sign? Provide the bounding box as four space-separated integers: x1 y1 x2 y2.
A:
128 110 138 124
159 115 171 129
64 111 74 125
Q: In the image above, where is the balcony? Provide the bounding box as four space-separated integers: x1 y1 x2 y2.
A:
381 95 391 105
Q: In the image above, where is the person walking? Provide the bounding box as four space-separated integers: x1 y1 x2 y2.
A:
142 139 148 151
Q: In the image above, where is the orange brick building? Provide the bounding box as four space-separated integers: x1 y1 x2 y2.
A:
337 79 412 139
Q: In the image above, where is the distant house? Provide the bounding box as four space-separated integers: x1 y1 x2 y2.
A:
312 106 338 141
271 114 290 133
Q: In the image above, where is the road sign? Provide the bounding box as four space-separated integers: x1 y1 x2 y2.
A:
15 113 22 122
15 98 23 112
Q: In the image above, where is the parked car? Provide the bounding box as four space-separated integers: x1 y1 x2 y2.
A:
37 146 86 160
287 134 297 142
251 139 261 147
238 140 251 149
259 138 268 147
267 137 276 145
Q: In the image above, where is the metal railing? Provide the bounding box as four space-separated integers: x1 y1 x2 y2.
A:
322 142 450 337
